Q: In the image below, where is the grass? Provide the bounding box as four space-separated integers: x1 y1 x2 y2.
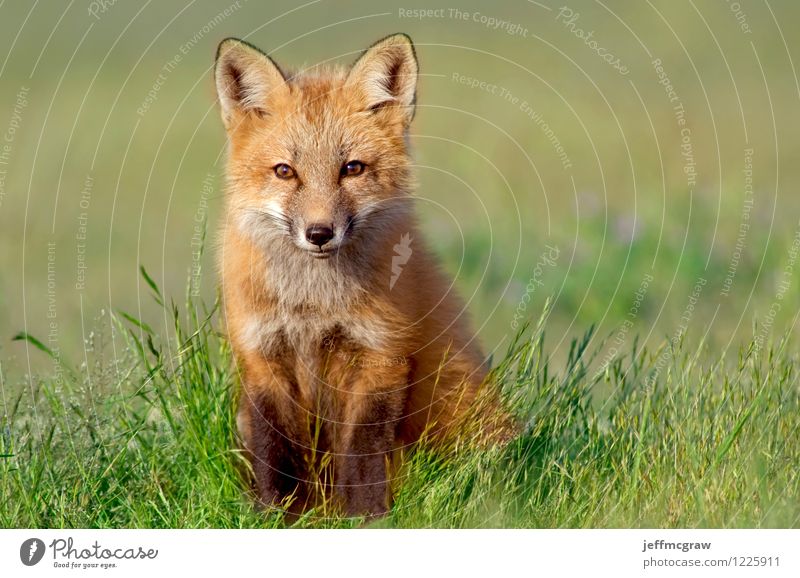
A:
1 270 798 529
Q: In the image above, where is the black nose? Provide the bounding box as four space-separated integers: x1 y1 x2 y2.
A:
305 224 334 247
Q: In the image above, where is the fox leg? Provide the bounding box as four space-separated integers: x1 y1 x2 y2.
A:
334 359 409 517
237 359 309 512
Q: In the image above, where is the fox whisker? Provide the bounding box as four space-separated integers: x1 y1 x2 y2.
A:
250 209 293 232
349 200 411 231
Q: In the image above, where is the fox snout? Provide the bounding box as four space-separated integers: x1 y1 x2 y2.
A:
305 224 334 247
290 205 354 257
298 218 343 254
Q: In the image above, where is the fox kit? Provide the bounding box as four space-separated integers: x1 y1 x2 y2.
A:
215 34 507 517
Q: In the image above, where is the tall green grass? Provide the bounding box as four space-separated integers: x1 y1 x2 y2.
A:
1 271 798 528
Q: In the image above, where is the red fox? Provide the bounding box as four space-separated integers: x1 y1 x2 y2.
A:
215 33 510 517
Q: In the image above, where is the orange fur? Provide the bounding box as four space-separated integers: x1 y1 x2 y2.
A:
215 34 507 517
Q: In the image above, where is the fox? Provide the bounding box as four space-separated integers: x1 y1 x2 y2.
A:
215 33 511 518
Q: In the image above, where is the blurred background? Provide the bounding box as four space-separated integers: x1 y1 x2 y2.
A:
1 0 799 375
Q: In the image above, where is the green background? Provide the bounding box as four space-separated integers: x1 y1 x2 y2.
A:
1 0 799 371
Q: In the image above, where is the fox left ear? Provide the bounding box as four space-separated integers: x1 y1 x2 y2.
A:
346 33 418 124
215 38 288 129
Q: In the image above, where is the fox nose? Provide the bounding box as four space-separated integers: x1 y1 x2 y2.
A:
305 224 334 247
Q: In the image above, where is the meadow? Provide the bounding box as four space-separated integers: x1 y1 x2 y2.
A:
1 1 799 527
2 281 798 528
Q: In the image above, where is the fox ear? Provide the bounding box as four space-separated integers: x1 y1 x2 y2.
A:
215 38 288 128
347 33 418 124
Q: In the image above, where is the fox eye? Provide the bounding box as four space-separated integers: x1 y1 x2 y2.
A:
341 160 366 177
274 163 296 179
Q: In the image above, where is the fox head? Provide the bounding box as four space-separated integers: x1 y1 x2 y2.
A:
215 34 418 261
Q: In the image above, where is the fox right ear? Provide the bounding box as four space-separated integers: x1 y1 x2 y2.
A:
346 34 418 125
215 38 288 129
